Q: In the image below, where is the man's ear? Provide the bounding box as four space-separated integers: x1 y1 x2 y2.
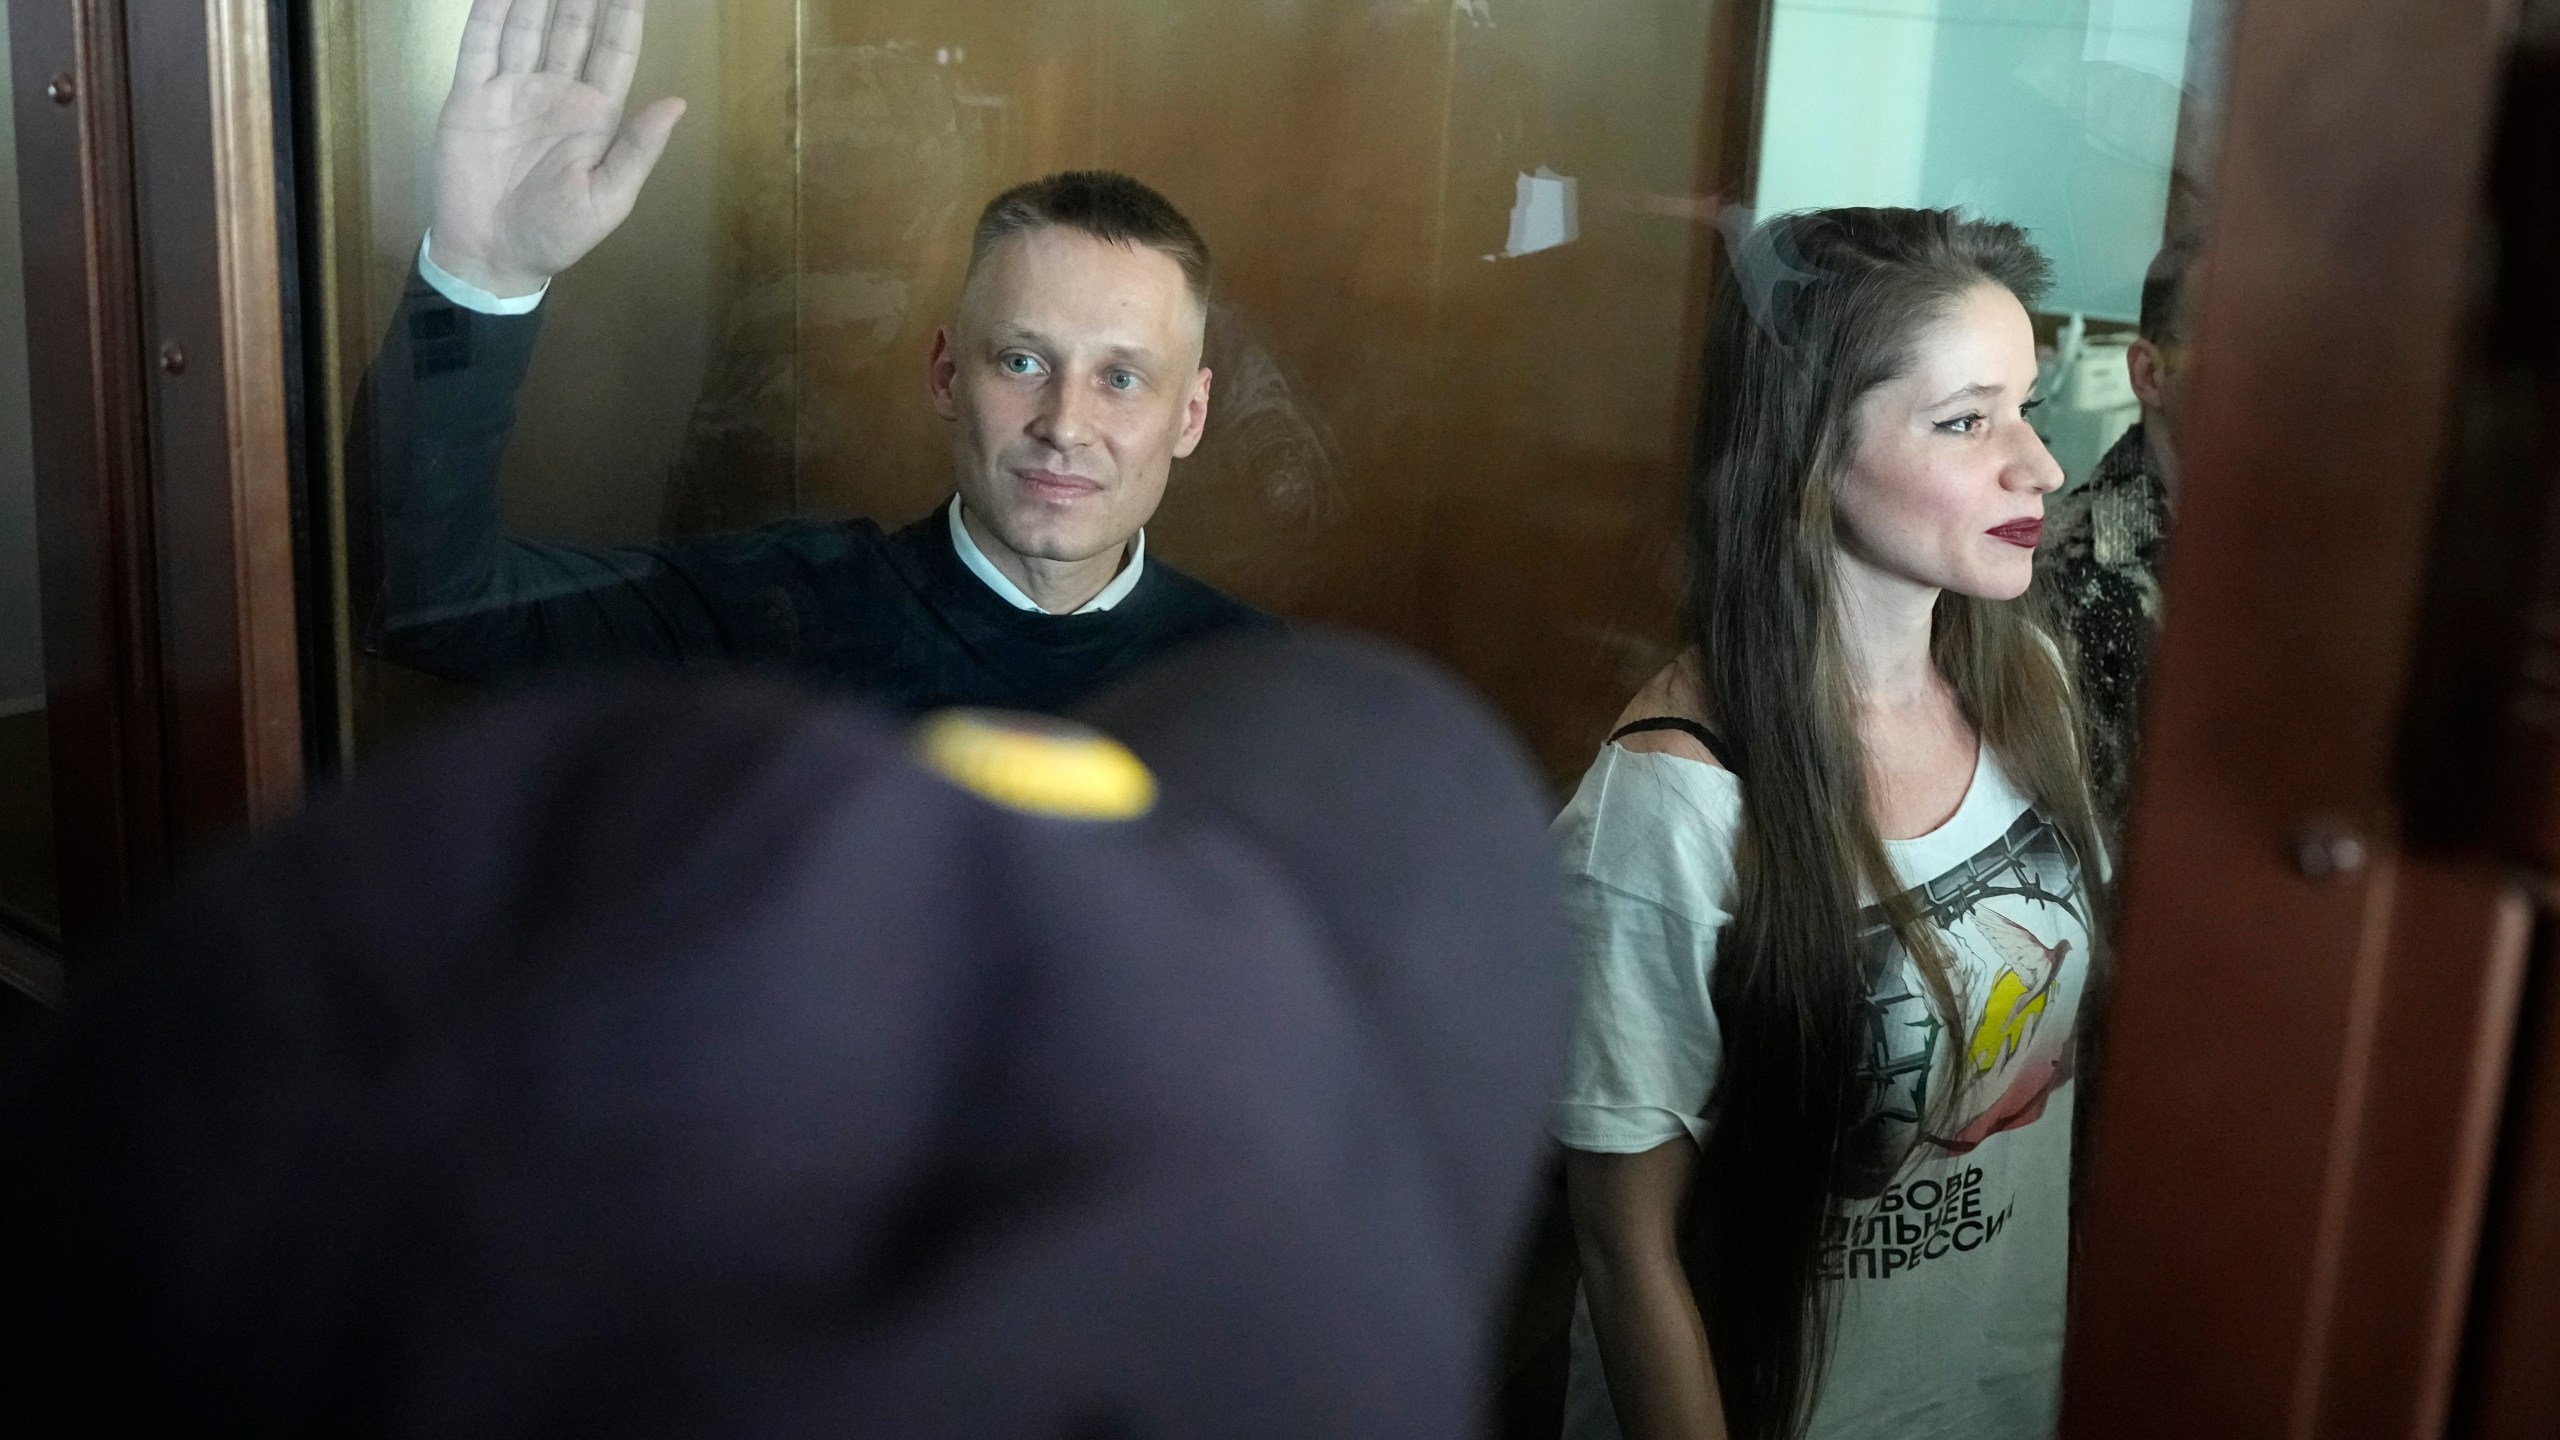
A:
927 326 961 420
1172 367 1214 460
2126 337 2171 413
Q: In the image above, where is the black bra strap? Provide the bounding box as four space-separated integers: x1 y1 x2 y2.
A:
1607 716 1737 771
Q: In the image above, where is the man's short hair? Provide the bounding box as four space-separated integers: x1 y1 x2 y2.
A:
2139 232 2205 344
968 170 1213 309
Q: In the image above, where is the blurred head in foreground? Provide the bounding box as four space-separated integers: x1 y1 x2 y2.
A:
0 632 1567 1439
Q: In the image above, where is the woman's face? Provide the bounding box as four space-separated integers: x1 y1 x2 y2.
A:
1832 283 2064 601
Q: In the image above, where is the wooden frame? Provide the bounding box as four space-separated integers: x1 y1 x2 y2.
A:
2450 14 2560 1437
13 0 164 948
11 0 302 953
202 0 304 824
2061 0 2530 1434
277 0 371 776
132 0 303 844
2462 936 2560 1438
7 0 2555 1419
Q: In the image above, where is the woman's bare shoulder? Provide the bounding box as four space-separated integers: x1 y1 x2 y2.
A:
1608 653 1726 770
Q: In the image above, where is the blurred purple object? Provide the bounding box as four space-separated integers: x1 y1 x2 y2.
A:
0 630 1567 1440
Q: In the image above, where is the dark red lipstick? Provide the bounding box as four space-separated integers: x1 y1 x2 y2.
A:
1987 517 2043 548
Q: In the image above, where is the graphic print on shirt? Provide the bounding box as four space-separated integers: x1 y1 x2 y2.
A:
1836 807 2088 1201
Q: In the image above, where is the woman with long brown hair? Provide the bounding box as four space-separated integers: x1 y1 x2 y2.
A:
1554 208 2107 1440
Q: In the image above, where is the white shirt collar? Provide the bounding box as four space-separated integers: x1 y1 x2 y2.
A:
947 496 1146 615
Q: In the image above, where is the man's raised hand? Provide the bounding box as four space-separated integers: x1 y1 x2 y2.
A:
428 0 686 298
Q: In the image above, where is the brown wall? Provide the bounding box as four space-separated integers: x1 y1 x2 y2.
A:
334 0 1753 785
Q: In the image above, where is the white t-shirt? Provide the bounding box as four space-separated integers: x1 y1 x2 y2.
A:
1551 738 2094 1440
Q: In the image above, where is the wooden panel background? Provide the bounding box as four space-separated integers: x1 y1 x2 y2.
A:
328 0 1758 785
120 0 304 849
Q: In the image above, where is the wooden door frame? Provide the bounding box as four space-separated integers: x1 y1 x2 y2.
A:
11 0 302 956
2447 11 2560 1436
8 0 2550 1414
2061 0 2533 1434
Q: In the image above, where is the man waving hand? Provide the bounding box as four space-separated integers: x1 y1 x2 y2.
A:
358 0 1266 713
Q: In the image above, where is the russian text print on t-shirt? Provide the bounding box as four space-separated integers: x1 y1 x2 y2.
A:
1821 1166 2014 1281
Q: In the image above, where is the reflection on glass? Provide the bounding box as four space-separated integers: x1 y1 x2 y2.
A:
347 6 1279 727
1747 0 2221 832
1545 4 2223 1439
1759 0 2199 315
0 5 59 950
1756 0 2211 481
316 0 1744 781
289 1 2234 1435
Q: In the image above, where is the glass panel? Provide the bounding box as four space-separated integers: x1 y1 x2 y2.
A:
301 2 2229 1432
0 2 58 948
1742 0 2228 832
1756 0 2207 483
313 1 2220 785
315 0 1747 781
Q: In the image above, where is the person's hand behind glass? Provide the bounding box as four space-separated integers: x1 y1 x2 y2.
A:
428 0 686 298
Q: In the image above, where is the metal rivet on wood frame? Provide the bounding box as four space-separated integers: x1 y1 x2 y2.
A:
158 342 187 376
2293 820 2370 882
46 72 75 106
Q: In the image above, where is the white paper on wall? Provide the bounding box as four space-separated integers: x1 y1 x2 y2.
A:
1488 166 1579 261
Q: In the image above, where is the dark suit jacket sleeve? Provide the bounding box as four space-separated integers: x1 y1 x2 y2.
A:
347 272 758 683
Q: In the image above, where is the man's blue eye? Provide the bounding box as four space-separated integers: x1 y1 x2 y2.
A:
1003 354 1041 375
1106 370 1138 391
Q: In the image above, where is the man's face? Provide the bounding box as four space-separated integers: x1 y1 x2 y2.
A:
2126 259 2204 487
2127 335 2189 437
928 227 1212 568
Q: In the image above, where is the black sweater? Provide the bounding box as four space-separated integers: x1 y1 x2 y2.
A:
351 274 1269 715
